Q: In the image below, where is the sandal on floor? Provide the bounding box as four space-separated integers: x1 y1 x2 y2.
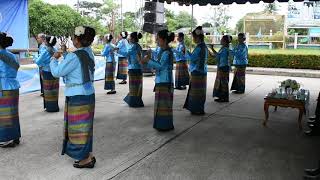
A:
107 91 117 94
75 156 96 164
73 159 95 169
0 141 16 148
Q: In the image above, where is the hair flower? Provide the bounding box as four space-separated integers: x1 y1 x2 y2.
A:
75 26 85 36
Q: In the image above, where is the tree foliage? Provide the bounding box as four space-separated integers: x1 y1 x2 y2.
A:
29 0 106 37
75 1 103 19
202 22 213 28
165 10 197 32
204 5 231 34
264 2 278 14
235 17 244 33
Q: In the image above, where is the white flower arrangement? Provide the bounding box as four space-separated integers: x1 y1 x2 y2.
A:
75 26 85 36
280 79 300 91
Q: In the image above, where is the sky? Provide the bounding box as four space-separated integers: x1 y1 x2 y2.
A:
43 0 294 28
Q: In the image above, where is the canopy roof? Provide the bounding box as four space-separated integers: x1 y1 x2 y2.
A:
152 0 318 5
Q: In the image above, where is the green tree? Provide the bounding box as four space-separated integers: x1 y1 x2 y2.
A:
176 11 197 30
264 2 278 14
29 0 84 37
207 5 231 34
165 10 178 32
29 0 106 37
235 17 244 33
165 10 197 32
202 22 213 28
75 1 103 20
100 0 120 36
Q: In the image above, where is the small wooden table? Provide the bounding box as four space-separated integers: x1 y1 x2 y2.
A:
263 95 309 130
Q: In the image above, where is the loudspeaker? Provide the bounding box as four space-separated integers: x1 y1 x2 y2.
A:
143 1 165 34
144 12 164 24
143 23 167 34
144 1 164 13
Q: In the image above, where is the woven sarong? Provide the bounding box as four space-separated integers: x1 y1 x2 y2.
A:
42 71 59 112
213 67 230 100
231 65 246 93
116 57 128 80
39 68 44 94
124 69 144 107
183 72 207 114
175 61 190 87
62 94 95 160
0 90 21 142
105 62 115 90
153 83 174 131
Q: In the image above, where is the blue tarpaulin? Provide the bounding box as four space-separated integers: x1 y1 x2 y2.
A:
18 57 107 94
0 0 29 49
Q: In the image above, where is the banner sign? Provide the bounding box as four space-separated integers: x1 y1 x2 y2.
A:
0 0 29 49
18 57 107 94
288 2 320 26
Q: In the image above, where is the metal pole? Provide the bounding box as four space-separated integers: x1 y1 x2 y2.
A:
121 0 124 31
77 0 80 13
191 5 194 33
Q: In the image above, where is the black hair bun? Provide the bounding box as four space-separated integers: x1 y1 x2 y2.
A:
45 35 57 47
168 32 175 43
138 33 143 39
0 33 14 49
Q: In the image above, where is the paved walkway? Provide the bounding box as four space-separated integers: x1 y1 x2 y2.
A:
0 73 319 180
207 66 320 78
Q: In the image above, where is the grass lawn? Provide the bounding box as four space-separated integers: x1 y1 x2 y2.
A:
249 48 319 55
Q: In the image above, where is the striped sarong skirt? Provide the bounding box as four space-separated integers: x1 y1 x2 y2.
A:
39 67 44 94
105 62 116 90
213 67 230 100
0 90 21 142
116 57 128 80
124 69 144 107
42 71 60 112
153 83 174 131
231 65 246 93
175 61 190 87
183 71 207 114
62 94 95 160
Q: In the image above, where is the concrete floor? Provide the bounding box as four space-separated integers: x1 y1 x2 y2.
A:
0 72 319 180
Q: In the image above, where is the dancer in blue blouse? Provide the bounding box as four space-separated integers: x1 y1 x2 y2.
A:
211 35 233 103
231 33 248 94
102 34 117 94
183 26 208 115
34 35 59 112
124 32 144 107
0 33 21 148
35 33 46 97
143 30 175 131
115 31 129 84
50 26 96 168
174 32 190 90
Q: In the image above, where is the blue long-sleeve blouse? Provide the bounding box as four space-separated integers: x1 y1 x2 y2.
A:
0 49 20 90
35 46 57 72
174 42 187 62
101 43 115 63
216 47 231 68
147 48 173 84
233 43 248 66
116 39 129 58
50 47 95 96
187 42 208 74
128 43 142 70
